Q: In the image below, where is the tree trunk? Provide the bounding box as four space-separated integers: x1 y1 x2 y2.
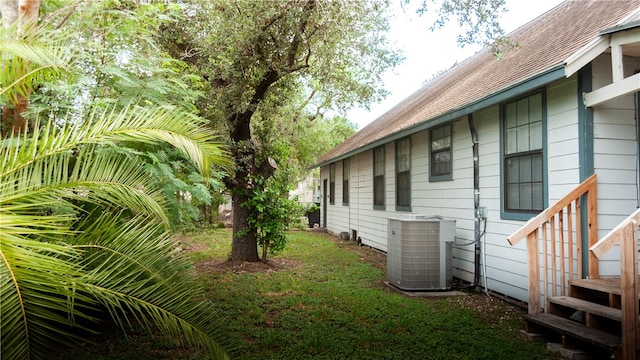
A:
1 98 29 137
231 190 259 262
262 240 269 262
0 0 42 137
0 1 19 25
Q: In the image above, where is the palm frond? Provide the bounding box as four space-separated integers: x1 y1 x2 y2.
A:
0 108 231 358
2 143 169 228
0 24 74 105
0 236 97 360
1 105 230 181
84 105 232 175
73 213 231 359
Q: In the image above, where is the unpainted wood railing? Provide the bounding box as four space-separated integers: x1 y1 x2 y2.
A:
589 208 640 360
507 174 599 314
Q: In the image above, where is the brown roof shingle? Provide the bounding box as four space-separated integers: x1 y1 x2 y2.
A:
316 1 640 166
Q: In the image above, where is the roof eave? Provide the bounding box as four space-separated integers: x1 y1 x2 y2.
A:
564 36 610 78
314 64 566 168
566 7 640 78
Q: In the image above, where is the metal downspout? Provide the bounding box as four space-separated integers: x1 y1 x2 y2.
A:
468 114 481 287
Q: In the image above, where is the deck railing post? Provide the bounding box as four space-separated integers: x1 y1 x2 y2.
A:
619 222 639 359
591 209 640 359
527 230 541 314
587 182 598 279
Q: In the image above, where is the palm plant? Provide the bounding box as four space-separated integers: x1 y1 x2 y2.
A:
1 17 231 360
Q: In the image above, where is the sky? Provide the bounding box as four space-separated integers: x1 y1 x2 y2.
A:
346 0 565 129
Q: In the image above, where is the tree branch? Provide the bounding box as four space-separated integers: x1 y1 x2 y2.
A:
231 69 279 141
54 0 81 30
261 6 288 32
286 0 315 69
258 157 277 178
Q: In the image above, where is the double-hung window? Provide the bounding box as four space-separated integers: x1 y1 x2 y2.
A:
396 138 411 210
342 158 349 205
329 163 335 205
430 124 452 181
502 91 545 218
373 146 385 209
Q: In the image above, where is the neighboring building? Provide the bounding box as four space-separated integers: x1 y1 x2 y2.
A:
291 171 322 205
291 172 322 228
315 1 640 304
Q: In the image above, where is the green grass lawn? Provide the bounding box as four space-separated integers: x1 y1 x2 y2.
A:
66 229 560 359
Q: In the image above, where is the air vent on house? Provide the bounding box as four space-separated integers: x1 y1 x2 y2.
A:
387 215 455 291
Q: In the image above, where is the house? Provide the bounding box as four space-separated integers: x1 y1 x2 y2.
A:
315 1 640 357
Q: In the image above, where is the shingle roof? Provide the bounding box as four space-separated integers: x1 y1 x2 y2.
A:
316 1 640 166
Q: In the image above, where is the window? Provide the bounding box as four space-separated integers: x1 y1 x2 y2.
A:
430 124 452 181
503 92 545 216
373 146 385 209
329 163 335 205
342 158 350 205
396 138 411 210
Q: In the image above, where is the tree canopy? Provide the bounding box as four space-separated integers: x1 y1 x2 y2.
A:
158 0 508 261
159 0 402 261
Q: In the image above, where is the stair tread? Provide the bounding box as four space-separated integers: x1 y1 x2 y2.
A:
570 277 640 298
524 313 621 350
549 296 621 321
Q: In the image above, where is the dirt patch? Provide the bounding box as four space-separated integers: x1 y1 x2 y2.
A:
340 242 387 270
174 233 210 253
446 291 526 331
194 257 301 275
317 231 388 270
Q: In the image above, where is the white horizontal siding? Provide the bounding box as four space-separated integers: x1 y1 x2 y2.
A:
320 56 639 304
547 77 581 204
473 104 533 300
591 54 639 276
327 159 351 236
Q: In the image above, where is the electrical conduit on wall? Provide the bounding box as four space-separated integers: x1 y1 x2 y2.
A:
468 113 487 292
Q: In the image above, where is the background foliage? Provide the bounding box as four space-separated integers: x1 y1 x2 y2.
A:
1 1 231 358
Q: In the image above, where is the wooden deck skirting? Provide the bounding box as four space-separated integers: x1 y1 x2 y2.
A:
589 208 640 360
507 174 598 314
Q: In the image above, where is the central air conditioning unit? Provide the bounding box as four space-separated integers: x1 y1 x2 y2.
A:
387 215 455 291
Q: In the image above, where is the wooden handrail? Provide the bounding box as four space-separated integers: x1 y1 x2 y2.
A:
590 208 640 258
508 174 597 246
507 174 598 314
589 208 640 360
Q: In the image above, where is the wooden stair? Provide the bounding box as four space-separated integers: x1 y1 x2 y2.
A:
522 277 640 359
524 313 621 353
